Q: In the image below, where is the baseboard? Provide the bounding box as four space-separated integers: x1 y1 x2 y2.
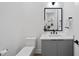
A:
35 49 41 54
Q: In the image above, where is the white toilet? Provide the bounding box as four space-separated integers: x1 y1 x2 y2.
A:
16 37 36 56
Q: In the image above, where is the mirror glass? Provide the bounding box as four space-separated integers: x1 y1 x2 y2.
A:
44 8 63 31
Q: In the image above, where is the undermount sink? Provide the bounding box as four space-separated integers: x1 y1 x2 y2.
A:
48 34 61 37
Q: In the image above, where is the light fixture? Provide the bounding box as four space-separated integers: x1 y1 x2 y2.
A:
52 2 55 5
47 2 57 7
47 2 63 8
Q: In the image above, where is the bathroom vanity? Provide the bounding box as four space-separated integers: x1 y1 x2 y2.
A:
40 35 74 56
42 7 74 56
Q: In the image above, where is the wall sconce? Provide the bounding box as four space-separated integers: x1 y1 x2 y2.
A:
52 2 56 5
48 2 56 7
47 2 60 8
47 2 64 8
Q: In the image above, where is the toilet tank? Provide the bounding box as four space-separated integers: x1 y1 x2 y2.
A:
25 37 36 47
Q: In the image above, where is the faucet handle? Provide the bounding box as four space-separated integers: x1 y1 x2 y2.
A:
56 31 58 34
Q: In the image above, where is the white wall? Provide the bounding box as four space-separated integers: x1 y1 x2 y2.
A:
73 3 79 56
0 2 27 55
23 2 47 53
63 2 74 35
0 2 47 55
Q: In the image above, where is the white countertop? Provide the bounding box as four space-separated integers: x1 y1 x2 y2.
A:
40 34 74 40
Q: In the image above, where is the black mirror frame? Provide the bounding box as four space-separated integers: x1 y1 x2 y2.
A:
44 8 63 31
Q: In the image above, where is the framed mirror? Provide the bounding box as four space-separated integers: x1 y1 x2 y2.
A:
44 8 63 31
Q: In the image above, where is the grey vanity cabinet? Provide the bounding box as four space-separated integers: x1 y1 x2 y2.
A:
42 39 74 56
42 40 57 56
57 40 73 56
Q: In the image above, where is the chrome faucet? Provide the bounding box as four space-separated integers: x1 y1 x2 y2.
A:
50 30 58 35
